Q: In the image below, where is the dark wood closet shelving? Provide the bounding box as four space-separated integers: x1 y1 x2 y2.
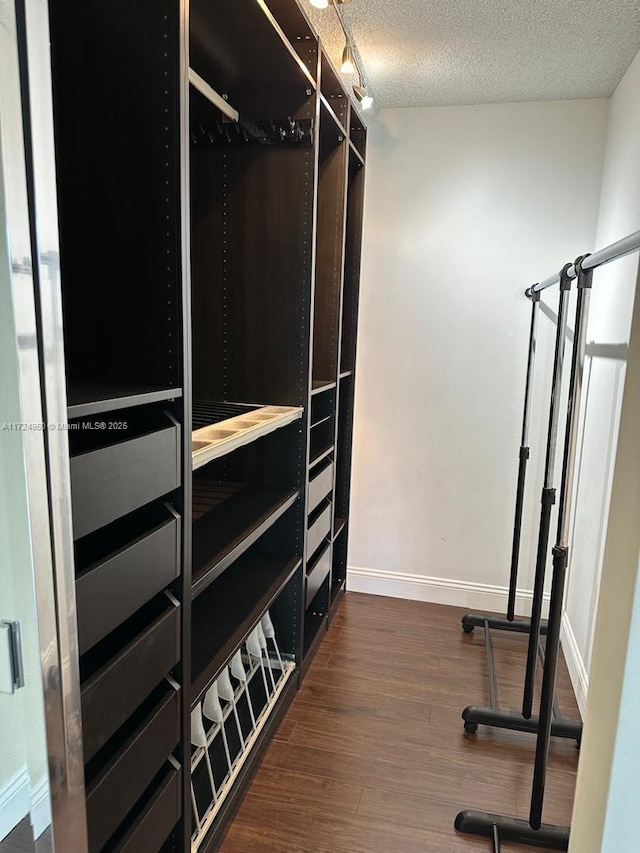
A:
45 0 365 849
319 93 349 138
320 50 349 129
67 384 183 419
333 517 347 540
310 414 332 430
349 140 366 167
310 445 334 467
191 554 301 702
190 0 315 122
191 482 299 598
311 379 337 395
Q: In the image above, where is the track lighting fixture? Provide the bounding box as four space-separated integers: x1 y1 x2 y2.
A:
353 84 373 110
341 40 355 74
308 0 369 105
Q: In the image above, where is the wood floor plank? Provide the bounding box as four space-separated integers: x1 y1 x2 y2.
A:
262 739 520 815
356 787 556 852
218 594 581 851
271 714 297 744
237 765 363 815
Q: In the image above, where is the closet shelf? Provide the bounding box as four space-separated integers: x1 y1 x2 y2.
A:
348 140 365 167
310 414 332 430
331 576 346 607
192 401 302 469
319 94 348 140
189 68 239 121
309 444 333 468
191 482 299 599
339 370 352 380
191 553 301 702
333 517 346 540
190 0 315 124
67 383 182 419
311 379 337 396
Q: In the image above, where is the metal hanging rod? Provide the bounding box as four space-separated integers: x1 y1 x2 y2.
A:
526 228 640 296
189 67 240 123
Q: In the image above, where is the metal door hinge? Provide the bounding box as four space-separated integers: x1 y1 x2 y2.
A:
1 620 25 693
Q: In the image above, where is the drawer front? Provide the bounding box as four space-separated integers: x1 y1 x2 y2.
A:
87 686 180 853
307 504 331 559
306 543 332 608
112 762 181 853
77 515 180 655
82 603 180 762
308 462 333 515
71 425 180 538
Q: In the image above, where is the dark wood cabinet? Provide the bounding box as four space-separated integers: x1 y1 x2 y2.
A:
46 0 365 849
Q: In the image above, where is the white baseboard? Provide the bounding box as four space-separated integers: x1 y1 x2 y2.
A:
346 566 589 712
346 565 550 618
0 766 30 842
560 611 589 717
0 768 51 843
30 775 51 840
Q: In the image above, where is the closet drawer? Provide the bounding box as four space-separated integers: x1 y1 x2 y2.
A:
112 762 181 853
76 513 180 655
70 423 180 539
81 600 180 762
307 503 331 559
86 685 180 853
306 543 331 608
308 461 333 515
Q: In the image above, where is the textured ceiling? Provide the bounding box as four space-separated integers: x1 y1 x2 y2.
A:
306 0 640 109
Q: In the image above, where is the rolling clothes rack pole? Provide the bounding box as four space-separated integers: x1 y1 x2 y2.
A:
525 229 640 295
529 256 592 829
460 269 581 744
455 225 640 849
507 290 540 621
462 291 545 635
522 265 572 720
455 263 582 852
457 231 640 850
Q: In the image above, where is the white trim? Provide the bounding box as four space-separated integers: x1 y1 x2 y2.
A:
560 610 589 716
346 565 550 618
0 766 29 842
29 775 51 840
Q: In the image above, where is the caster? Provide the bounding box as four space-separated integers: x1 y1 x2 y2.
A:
464 722 478 734
462 623 475 634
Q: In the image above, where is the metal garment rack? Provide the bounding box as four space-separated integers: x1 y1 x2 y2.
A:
456 227 640 850
460 276 581 744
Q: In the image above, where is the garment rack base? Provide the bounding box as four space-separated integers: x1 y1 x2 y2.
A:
461 705 582 740
462 613 548 635
455 810 569 851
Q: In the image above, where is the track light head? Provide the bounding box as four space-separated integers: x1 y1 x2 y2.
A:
341 41 356 74
353 84 373 110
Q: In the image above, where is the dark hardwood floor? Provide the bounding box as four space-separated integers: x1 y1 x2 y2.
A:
1 820 52 853
219 593 581 852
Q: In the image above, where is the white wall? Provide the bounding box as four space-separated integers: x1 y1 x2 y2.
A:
567 48 640 853
563 49 640 707
348 99 609 618
568 266 640 853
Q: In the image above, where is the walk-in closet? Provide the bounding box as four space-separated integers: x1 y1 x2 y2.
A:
2 1 640 853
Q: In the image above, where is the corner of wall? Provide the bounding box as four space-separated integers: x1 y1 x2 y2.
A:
560 610 589 716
